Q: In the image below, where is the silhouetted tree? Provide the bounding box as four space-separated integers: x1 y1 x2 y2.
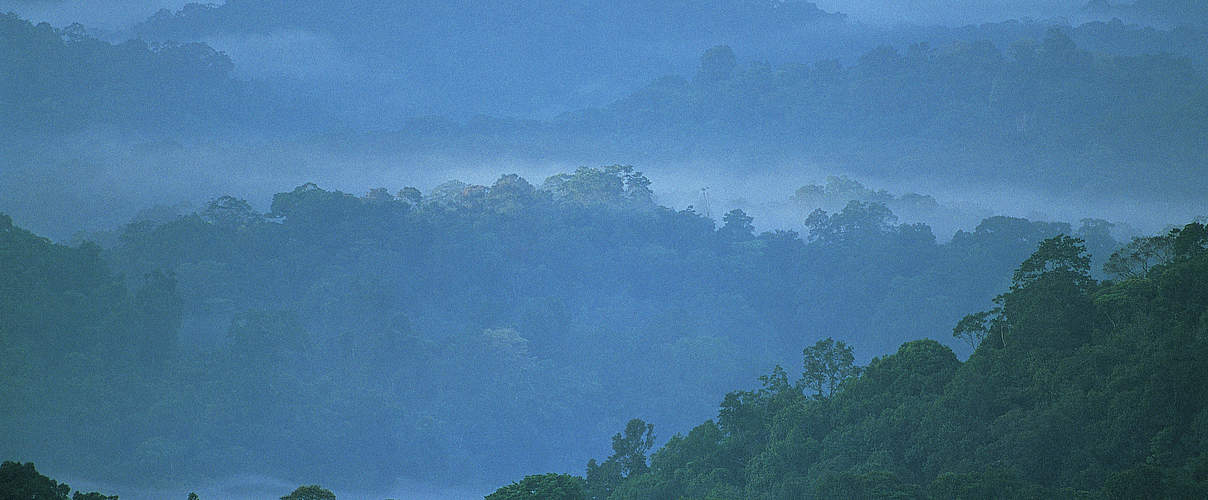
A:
801 337 860 398
280 484 334 500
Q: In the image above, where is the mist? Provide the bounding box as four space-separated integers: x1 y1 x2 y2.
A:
3 1 1208 499
6 130 1197 245
813 0 1089 25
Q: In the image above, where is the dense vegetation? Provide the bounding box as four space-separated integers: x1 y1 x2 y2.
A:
0 460 331 500
133 0 843 43
491 222 1208 499
0 167 1124 489
0 461 116 500
3 3 1206 499
4 10 1206 240
451 30 1208 199
126 0 1208 120
0 14 255 136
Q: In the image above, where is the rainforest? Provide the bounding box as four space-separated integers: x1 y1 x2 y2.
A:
1 1 1206 499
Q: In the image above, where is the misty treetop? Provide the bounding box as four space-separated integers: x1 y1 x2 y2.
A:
549 32 1208 192
0 13 327 137
6 8 1208 170
3 2 1206 498
132 0 844 42
307 27 1208 202
124 0 846 118
4 9 1207 244
1 166 1135 490
119 0 1208 121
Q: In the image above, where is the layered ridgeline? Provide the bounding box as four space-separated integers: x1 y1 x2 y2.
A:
4 11 1208 240
6 8 1207 137
341 28 1208 203
489 223 1208 499
1 167 1129 490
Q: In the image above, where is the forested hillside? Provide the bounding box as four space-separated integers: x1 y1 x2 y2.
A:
3 2 1206 499
438 30 1208 199
0 14 256 136
0 167 1125 489
3 11 1206 240
491 222 1208 499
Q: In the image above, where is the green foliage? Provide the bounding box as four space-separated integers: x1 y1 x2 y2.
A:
1102 464 1205 499
485 473 585 500
72 493 118 500
0 462 71 500
1171 222 1208 260
998 235 1095 350
952 310 993 349
280 484 335 500
814 470 920 499
0 13 244 135
0 461 116 500
1010 235 1092 292
957 234 1095 350
536 33 1208 200
584 419 656 499
927 469 1050 499
719 209 755 242
0 183 1126 489
1105 234 1174 280
541 165 653 207
800 338 860 398
854 340 958 399
804 201 898 246
610 419 656 478
584 459 622 500
495 222 1208 498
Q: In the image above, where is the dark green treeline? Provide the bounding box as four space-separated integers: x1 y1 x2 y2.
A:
490 222 1208 499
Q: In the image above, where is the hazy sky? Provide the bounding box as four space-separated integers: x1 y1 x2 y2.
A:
3 0 1200 241
812 0 1088 25
2 0 1095 32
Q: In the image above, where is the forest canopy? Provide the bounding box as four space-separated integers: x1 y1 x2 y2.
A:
0 167 1137 490
3 3 1207 498
491 222 1208 499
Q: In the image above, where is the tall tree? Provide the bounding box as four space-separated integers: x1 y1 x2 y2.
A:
719 209 755 242
609 419 656 478
1104 235 1173 279
801 337 860 398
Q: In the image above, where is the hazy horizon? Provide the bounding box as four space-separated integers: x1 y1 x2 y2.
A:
3 1 1207 498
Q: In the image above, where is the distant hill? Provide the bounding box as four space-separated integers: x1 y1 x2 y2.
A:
129 0 846 119
0 13 316 136
0 167 1120 488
